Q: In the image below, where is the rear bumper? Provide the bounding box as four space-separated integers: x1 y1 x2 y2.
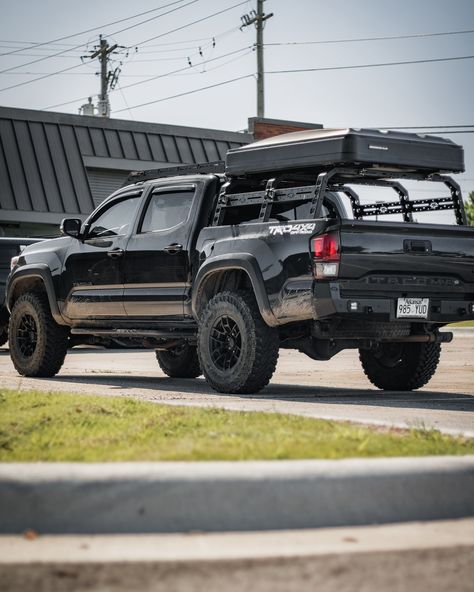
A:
313 282 474 323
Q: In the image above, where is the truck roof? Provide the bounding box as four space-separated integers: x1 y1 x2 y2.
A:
126 161 225 185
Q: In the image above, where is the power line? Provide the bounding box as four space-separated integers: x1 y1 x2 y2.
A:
0 46 85 55
133 1 248 48
40 48 474 111
4 25 472 51
0 0 190 58
1 0 242 96
0 54 81 60
0 42 219 61
376 125 474 129
42 46 252 110
265 28 474 46
116 82 135 120
0 4 253 98
43 94 98 111
0 39 79 47
0 31 229 50
0 0 199 75
115 74 253 112
0 61 89 92
171 47 254 76
0 52 84 60
267 54 474 75
107 0 199 38
135 27 240 54
0 71 152 76
143 27 239 47
118 46 252 91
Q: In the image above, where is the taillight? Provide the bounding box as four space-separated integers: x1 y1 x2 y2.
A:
311 232 340 279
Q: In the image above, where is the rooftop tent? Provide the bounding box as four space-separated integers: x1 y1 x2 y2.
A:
225 128 465 177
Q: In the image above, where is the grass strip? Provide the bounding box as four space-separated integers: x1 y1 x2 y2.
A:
0 389 472 461
449 321 474 327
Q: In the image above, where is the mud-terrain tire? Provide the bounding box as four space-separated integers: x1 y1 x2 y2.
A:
156 343 201 378
198 291 279 394
359 342 441 391
9 292 68 377
0 325 7 347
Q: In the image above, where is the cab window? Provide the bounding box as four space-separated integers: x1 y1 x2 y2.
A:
88 195 141 238
140 189 195 233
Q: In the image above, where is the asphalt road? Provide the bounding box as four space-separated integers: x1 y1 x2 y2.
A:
0 330 472 437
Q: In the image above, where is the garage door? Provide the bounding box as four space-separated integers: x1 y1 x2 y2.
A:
86 168 130 208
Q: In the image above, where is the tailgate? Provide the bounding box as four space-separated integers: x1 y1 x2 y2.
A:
310 219 474 323
338 219 474 285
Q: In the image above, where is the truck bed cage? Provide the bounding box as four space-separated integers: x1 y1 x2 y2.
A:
127 161 225 185
211 167 467 226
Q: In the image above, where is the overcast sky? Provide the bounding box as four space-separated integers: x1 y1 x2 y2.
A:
1 0 473 203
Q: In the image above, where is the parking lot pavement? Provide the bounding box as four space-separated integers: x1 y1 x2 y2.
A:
0 332 472 436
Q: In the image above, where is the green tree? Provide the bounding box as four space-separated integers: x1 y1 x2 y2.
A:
464 191 474 225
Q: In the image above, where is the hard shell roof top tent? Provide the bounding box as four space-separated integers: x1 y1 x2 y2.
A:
217 129 467 226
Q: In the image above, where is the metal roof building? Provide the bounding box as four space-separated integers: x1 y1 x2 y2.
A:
0 106 251 236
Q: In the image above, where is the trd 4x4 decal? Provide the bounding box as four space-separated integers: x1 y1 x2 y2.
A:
269 223 316 236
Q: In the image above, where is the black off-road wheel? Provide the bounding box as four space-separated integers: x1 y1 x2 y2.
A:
9 292 69 377
359 342 441 391
198 291 279 394
155 343 201 378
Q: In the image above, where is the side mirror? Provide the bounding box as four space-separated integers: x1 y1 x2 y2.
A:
60 218 82 239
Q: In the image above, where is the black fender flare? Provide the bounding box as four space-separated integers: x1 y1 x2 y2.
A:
192 253 278 327
7 264 67 325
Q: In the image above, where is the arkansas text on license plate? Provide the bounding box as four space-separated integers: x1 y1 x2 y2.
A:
397 297 429 319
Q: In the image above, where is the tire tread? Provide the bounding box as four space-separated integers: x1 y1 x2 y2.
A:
155 345 201 378
359 342 441 391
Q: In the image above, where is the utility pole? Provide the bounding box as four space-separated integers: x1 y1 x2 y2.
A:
240 1 273 118
87 36 119 118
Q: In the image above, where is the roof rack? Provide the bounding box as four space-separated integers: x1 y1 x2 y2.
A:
211 166 467 226
127 161 225 184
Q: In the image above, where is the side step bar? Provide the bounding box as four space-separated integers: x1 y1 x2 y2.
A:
70 328 197 342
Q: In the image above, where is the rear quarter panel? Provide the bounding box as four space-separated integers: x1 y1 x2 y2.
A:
196 220 327 323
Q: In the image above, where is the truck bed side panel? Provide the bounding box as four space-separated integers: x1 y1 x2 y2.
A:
196 220 325 323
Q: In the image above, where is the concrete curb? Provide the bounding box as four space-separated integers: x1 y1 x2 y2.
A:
1 456 473 534
2 521 473 592
448 327 474 335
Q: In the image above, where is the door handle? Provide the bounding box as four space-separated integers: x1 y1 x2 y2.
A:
107 248 124 259
164 243 183 253
403 240 432 254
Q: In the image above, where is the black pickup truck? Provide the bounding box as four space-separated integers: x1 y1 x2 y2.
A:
6 129 474 393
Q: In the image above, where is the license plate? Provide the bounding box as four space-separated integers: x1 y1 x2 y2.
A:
397 297 429 319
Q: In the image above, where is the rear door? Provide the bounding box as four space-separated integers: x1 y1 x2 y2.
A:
121 183 197 319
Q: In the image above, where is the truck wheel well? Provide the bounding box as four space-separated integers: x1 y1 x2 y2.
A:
10 277 47 307
196 269 252 315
